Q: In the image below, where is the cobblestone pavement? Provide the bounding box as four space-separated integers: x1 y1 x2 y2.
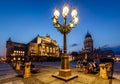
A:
0 62 120 84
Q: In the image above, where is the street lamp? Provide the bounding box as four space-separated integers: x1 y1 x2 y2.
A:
52 4 78 80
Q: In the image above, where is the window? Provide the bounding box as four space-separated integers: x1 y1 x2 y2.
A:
46 47 49 53
50 47 52 53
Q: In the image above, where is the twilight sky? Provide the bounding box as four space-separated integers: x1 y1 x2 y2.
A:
0 0 120 56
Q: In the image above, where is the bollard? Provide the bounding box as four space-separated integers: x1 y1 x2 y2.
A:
106 62 113 78
16 61 20 70
23 62 31 78
99 64 108 79
106 62 112 72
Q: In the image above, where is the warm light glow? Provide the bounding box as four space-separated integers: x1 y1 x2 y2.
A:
52 17 57 24
70 22 74 27
13 57 16 60
73 16 78 24
62 5 69 17
56 23 60 27
71 8 77 18
54 9 60 18
18 58 20 60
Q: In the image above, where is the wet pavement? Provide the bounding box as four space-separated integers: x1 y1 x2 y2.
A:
0 62 120 84
0 63 17 80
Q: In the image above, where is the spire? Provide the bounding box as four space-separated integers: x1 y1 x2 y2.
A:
85 32 91 38
8 37 12 42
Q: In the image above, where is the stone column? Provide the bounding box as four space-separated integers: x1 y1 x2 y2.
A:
16 61 20 70
23 62 31 78
99 64 108 79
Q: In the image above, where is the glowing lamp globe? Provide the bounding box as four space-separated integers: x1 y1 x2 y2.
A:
71 8 77 18
62 5 69 17
54 9 60 18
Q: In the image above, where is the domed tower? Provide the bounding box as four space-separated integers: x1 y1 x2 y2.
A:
84 32 93 50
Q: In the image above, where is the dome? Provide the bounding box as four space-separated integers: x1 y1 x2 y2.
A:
84 32 93 50
84 37 93 42
85 32 92 38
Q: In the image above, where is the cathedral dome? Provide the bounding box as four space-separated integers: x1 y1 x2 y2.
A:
85 32 92 38
84 32 93 50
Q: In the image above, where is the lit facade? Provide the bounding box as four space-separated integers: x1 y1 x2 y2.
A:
6 37 27 61
27 34 59 57
80 32 97 61
79 32 114 62
6 34 60 62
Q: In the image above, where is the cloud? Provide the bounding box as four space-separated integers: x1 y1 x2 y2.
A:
70 43 79 47
101 44 109 48
101 45 120 55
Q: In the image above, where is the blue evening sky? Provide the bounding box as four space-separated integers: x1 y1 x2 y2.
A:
0 0 120 56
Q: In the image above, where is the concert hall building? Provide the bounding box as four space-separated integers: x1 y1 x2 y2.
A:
6 34 60 62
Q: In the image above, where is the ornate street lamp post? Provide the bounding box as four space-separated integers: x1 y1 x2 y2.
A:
52 4 78 80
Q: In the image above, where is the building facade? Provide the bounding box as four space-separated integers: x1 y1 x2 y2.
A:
6 34 60 62
79 32 98 61
79 32 114 62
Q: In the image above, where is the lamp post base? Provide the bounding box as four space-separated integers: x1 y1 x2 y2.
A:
52 69 78 81
59 69 71 77
52 54 78 81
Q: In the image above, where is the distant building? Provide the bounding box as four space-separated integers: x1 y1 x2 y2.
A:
114 55 120 62
100 50 115 62
79 32 114 62
0 56 6 63
6 34 60 62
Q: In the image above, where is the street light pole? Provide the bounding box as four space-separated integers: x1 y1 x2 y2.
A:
52 4 78 80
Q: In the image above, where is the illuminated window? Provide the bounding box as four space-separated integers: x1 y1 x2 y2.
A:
13 53 15 56
46 47 49 52
53 48 55 53
18 58 20 60
42 45 45 48
14 51 16 53
13 58 16 60
50 47 52 53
